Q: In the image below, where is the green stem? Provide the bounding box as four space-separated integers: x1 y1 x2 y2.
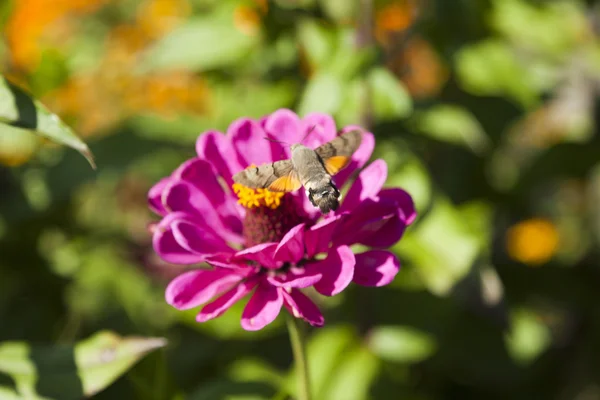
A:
286 314 312 400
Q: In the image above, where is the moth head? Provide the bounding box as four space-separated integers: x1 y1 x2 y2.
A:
308 185 341 214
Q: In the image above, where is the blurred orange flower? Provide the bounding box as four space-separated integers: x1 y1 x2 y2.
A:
375 0 418 43
37 0 210 136
6 0 109 70
374 1 446 98
48 68 209 136
234 4 262 36
506 218 560 266
387 37 448 98
254 0 268 14
129 72 210 117
137 0 191 39
47 74 124 136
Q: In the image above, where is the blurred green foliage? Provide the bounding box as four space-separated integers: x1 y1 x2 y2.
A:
2 0 600 399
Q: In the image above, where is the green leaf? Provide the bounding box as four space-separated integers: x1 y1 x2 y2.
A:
335 79 364 126
0 124 41 167
321 345 380 400
588 164 600 249
367 326 437 363
0 0 14 28
284 325 379 400
177 299 284 340
297 20 336 69
455 39 539 108
188 380 275 400
327 29 376 80
275 0 316 9
306 326 357 400
298 22 374 79
282 326 357 399
0 386 22 400
413 105 490 153
64 244 174 330
319 0 358 23
28 49 70 95
505 309 552 365
297 73 343 115
210 81 296 129
130 113 217 144
490 0 587 56
228 358 285 388
368 67 413 120
396 198 491 295
141 15 260 72
0 331 167 399
132 81 296 144
383 150 432 214
0 76 95 168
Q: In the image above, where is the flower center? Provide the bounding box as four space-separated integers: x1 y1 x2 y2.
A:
233 183 306 247
233 183 285 209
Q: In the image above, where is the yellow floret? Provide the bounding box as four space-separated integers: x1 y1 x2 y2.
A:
232 183 284 210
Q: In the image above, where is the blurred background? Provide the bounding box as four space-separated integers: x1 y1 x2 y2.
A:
2 0 600 398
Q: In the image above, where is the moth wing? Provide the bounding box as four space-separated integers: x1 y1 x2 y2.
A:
268 170 301 192
232 159 300 192
322 156 350 175
315 129 363 176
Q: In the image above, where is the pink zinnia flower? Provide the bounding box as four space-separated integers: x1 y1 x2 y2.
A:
148 109 416 331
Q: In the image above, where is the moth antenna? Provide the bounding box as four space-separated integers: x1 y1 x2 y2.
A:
300 125 317 145
263 136 290 146
263 136 290 160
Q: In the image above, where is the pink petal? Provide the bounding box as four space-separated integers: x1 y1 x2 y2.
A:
337 189 416 248
304 215 342 257
302 112 337 149
360 218 405 248
166 269 245 310
359 202 407 248
282 289 324 327
152 223 205 265
175 158 238 212
228 117 277 166
241 282 284 331
196 130 242 187
339 159 388 212
334 130 375 188
162 179 211 217
267 267 322 288
297 191 321 220
274 223 305 263
264 109 304 157
176 158 245 233
235 243 280 269
205 253 243 269
163 179 243 244
148 177 170 216
196 277 259 322
307 245 355 296
258 115 269 128
333 197 405 248
379 188 417 225
171 219 233 257
353 250 400 287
